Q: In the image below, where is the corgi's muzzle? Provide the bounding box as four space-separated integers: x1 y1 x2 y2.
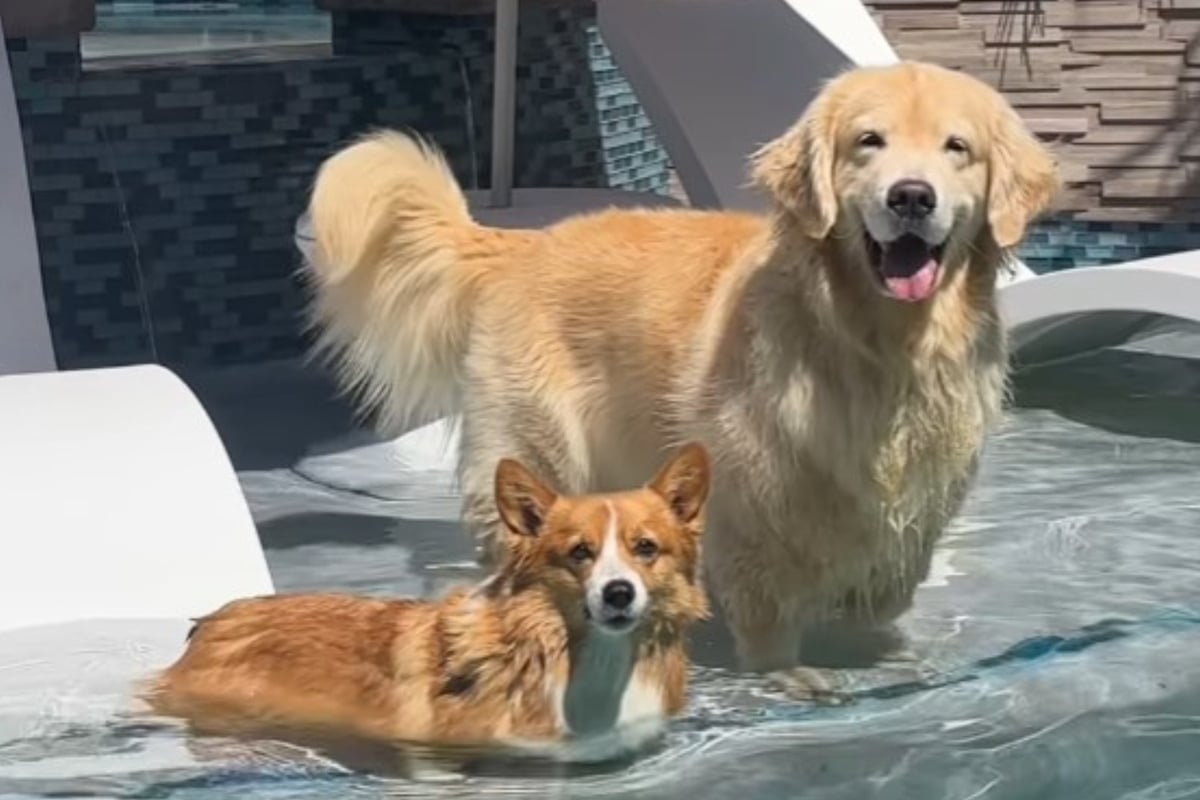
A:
586 576 646 633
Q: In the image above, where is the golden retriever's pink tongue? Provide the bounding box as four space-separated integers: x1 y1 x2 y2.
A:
882 237 939 303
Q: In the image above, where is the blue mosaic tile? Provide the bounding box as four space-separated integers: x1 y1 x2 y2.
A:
1019 218 1200 273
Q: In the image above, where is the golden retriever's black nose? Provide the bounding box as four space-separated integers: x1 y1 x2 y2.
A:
602 580 636 610
887 180 937 220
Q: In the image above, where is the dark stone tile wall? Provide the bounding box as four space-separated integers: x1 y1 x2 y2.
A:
7 3 671 370
328 7 670 194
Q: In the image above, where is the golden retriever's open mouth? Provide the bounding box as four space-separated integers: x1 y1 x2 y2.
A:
865 233 944 303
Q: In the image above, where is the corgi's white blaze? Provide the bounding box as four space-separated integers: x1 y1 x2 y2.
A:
585 501 647 622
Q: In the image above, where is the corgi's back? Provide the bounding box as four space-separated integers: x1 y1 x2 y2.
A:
149 593 438 741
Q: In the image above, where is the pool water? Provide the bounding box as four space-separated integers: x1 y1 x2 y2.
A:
1 327 1199 799
82 2 331 64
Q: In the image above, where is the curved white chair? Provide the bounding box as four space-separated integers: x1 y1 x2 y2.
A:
0 365 274 633
999 251 1200 365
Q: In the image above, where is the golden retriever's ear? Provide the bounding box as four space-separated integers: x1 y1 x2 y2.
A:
750 101 838 239
988 106 1060 249
648 442 710 531
495 458 558 537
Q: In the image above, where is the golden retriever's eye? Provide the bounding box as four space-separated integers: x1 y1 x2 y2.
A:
856 131 885 149
568 543 593 563
945 136 970 156
633 537 659 560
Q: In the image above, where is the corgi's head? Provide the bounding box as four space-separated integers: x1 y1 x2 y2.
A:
494 444 712 636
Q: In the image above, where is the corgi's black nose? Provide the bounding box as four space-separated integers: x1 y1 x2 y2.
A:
602 580 635 610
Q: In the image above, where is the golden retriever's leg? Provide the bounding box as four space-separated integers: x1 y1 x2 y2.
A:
782 585 935 701
712 576 804 674
723 607 853 705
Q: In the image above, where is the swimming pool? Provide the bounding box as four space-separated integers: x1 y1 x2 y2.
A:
1 324 1198 799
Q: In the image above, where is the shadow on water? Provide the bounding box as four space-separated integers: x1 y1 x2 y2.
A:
257 511 462 552
1013 346 1200 444
256 511 482 598
176 361 361 473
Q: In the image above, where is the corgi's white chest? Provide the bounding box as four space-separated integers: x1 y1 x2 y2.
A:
615 671 665 728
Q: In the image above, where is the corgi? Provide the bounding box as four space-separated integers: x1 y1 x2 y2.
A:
144 443 711 760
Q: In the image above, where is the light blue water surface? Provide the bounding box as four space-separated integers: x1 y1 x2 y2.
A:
1 329 1199 799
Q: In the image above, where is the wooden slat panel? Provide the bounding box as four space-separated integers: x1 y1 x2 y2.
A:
974 67 1063 91
1051 5 1145 29
1005 87 1093 106
1051 156 1091 183
1074 124 1178 145
1164 20 1200 40
1054 184 1102 213
1064 142 1183 168
1078 207 1187 223
1020 115 1091 135
1062 67 1180 90
876 10 959 30
1100 100 1183 123
1070 37 1187 55
1097 168 1195 199
867 0 957 6
963 21 1066 46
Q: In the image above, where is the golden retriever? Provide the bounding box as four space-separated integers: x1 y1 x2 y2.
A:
302 61 1059 695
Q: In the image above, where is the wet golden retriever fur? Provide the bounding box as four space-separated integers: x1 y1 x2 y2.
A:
146 445 711 753
303 62 1059 676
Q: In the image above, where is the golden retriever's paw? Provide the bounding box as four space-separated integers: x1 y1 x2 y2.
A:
407 756 468 784
766 667 853 706
874 648 940 684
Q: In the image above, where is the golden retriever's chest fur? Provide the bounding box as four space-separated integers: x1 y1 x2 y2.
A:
670 254 1008 624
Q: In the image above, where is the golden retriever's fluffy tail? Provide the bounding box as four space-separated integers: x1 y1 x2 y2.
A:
304 130 487 433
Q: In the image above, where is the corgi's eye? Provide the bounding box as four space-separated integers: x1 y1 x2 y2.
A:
633 538 659 560
568 543 593 563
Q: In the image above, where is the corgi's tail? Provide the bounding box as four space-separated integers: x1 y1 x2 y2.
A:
304 130 509 433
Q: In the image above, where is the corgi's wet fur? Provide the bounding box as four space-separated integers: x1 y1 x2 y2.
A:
144 444 711 761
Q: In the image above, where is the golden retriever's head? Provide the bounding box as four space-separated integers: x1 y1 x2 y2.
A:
752 61 1059 304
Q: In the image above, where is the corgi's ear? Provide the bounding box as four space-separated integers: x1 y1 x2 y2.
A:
648 442 711 530
495 458 558 537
